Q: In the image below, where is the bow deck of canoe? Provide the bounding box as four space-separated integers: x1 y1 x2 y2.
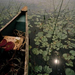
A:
0 6 29 75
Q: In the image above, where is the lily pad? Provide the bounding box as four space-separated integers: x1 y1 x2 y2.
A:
41 42 48 47
70 43 75 48
44 65 52 74
42 51 48 56
37 15 41 17
39 49 43 54
56 41 62 48
35 41 40 45
44 73 49 75
46 33 52 38
57 32 67 39
65 68 75 75
37 74 42 75
34 65 42 72
36 18 39 21
34 22 39 24
70 55 74 60
34 37 40 42
63 53 71 60
43 28 49 32
41 36 48 42
66 60 73 67
43 56 47 61
32 48 40 55
36 32 43 38
69 50 75 56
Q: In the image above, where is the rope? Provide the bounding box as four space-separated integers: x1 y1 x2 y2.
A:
13 29 25 37
13 29 26 50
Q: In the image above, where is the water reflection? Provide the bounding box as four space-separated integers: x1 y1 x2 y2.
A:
50 51 65 75
54 59 60 64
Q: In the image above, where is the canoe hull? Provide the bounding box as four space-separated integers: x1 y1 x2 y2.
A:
0 6 29 75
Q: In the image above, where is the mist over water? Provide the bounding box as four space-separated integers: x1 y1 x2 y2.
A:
0 0 75 13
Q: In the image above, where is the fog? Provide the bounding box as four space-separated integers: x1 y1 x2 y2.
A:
0 0 75 12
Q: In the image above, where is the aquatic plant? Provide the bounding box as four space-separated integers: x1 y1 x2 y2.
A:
28 0 75 75
65 68 75 75
34 65 42 72
43 65 52 73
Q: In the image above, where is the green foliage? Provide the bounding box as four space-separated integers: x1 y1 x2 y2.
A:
41 36 48 42
37 74 42 75
28 2 75 75
39 49 43 54
31 9 75 73
43 65 52 74
42 51 47 56
28 21 33 34
32 48 40 55
69 50 75 56
43 73 49 75
42 51 49 61
63 53 71 60
63 52 75 67
41 42 49 48
34 65 42 72
37 73 49 75
66 60 73 67
65 68 75 75
36 32 43 38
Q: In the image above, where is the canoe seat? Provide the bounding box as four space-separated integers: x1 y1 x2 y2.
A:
3 36 23 50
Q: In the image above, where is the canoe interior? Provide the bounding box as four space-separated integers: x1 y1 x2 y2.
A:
0 11 27 75
1 13 26 35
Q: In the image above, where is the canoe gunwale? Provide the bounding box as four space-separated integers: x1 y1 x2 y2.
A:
0 12 21 32
0 6 28 32
24 10 29 75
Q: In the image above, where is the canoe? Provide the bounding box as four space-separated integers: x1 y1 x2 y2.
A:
0 6 29 75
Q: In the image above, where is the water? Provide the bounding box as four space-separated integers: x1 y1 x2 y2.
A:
0 0 75 75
